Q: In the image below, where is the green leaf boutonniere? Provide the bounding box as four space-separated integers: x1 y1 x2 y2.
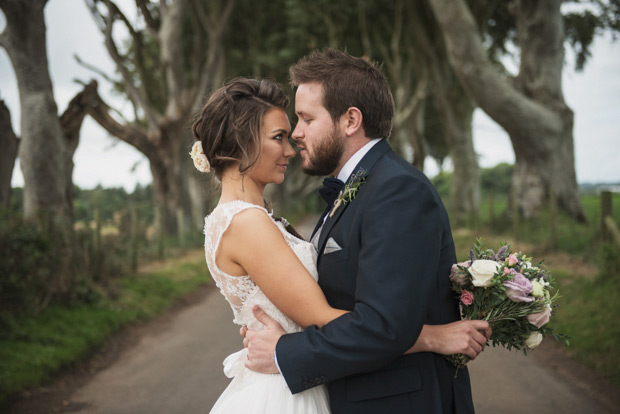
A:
329 168 367 217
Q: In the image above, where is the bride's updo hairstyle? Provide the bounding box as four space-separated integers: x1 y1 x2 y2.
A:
192 77 289 180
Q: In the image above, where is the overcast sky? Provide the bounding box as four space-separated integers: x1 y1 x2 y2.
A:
1 1 619 192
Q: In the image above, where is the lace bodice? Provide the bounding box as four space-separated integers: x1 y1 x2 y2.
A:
204 200 318 333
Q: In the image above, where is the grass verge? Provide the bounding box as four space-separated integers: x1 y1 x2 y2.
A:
0 249 210 406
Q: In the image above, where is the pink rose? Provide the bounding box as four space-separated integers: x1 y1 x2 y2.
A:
506 254 518 266
504 274 535 302
460 290 474 305
449 262 470 286
527 304 552 328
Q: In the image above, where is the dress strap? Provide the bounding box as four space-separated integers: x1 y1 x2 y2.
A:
203 200 271 277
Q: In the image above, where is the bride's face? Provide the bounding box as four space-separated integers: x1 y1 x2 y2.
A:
248 108 295 186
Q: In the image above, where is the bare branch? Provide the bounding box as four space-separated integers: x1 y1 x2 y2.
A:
59 83 94 156
428 0 559 136
189 6 204 87
85 0 162 129
192 0 236 111
357 0 372 57
74 53 119 85
395 68 428 126
159 0 187 117
81 80 159 159
191 0 214 35
389 0 404 77
135 0 159 36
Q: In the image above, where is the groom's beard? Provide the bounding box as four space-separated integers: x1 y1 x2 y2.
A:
301 127 344 176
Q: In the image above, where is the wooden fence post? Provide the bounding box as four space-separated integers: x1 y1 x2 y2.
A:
511 188 519 241
176 207 185 247
130 204 139 273
156 206 165 260
468 191 477 229
604 216 620 250
601 191 612 241
549 188 558 250
488 186 495 228
93 208 102 256
93 208 103 280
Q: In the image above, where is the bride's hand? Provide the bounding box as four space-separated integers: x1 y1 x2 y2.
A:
240 325 249 347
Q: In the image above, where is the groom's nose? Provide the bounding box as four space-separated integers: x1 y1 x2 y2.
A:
291 122 303 142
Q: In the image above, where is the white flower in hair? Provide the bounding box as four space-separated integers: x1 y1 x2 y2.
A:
190 141 211 173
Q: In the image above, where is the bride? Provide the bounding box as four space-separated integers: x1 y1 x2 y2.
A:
191 77 490 413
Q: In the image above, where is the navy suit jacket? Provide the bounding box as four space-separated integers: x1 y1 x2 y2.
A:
276 140 474 414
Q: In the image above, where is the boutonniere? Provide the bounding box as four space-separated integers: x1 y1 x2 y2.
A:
329 168 367 217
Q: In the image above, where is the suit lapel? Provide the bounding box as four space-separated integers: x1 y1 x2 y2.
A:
310 205 330 241
316 139 392 261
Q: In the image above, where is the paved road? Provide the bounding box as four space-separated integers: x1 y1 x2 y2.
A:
64 286 238 414
50 216 620 413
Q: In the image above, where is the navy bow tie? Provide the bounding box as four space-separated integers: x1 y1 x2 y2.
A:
318 177 345 206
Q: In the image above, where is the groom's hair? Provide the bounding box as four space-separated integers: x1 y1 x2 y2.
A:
289 48 394 140
191 77 289 180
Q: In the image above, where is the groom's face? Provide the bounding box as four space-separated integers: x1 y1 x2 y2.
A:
292 83 344 176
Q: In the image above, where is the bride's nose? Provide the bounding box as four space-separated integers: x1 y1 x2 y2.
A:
283 139 296 158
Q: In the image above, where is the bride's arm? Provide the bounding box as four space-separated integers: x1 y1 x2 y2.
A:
223 208 346 328
227 209 491 357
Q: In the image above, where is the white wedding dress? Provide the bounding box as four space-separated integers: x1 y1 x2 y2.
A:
204 200 330 413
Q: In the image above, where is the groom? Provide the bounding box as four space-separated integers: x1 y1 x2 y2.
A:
246 49 479 413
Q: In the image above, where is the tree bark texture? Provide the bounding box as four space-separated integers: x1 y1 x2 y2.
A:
0 99 18 208
0 0 71 221
429 0 586 221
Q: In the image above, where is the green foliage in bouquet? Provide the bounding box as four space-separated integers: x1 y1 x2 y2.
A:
447 239 569 368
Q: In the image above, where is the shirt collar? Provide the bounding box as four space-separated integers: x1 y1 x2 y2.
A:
336 138 382 183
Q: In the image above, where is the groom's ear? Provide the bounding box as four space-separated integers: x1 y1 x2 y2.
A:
342 107 363 137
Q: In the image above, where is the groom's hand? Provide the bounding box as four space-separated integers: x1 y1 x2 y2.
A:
245 305 285 374
411 320 492 360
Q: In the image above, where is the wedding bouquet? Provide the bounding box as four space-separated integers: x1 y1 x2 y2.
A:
446 239 568 368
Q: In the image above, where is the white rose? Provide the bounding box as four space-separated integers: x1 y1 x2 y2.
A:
468 259 500 288
192 154 211 173
189 141 211 173
531 279 545 298
525 331 543 349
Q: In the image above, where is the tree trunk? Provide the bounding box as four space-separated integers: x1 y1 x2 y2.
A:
59 83 95 219
0 0 71 222
0 99 19 208
433 77 479 227
151 120 194 232
409 99 427 172
405 1 480 226
79 80 191 233
429 0 586 221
